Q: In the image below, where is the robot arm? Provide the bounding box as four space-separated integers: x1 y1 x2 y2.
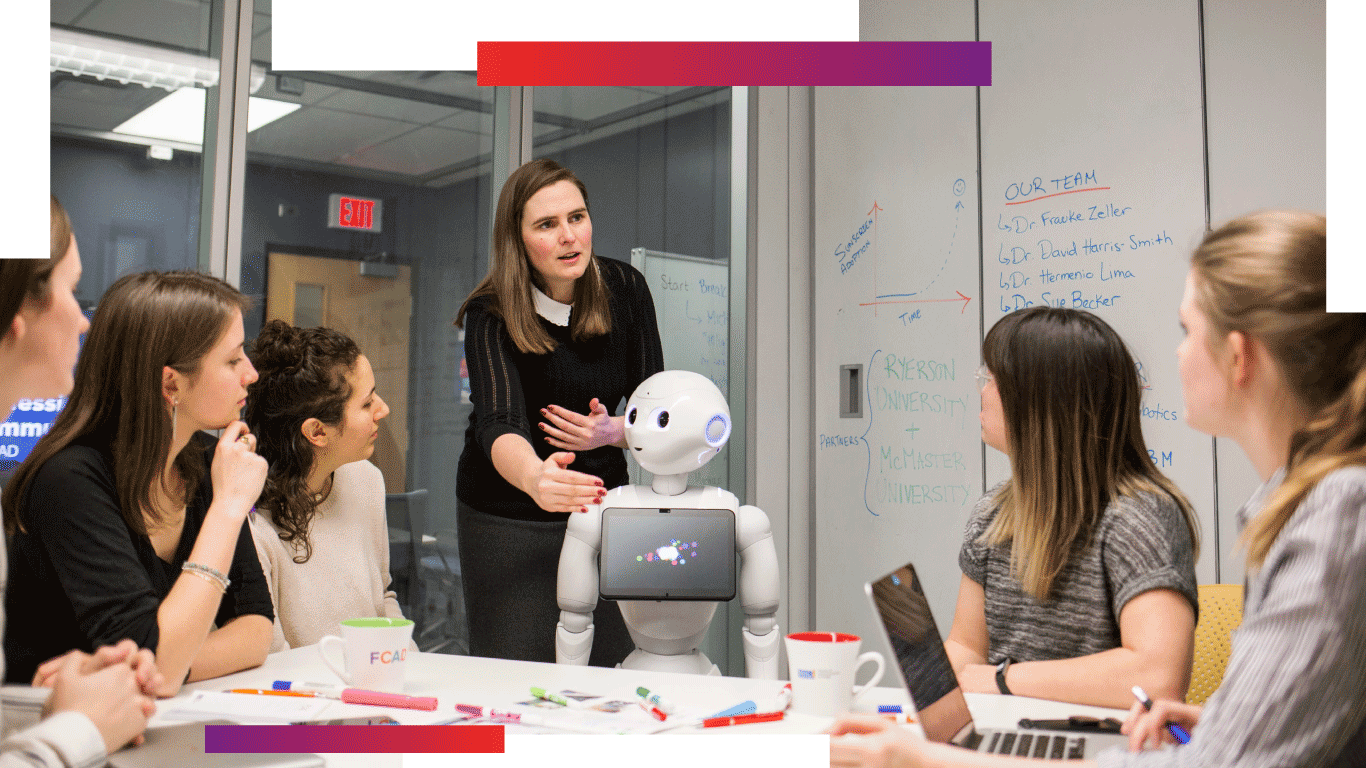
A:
556 505 603 666
737 504 781 679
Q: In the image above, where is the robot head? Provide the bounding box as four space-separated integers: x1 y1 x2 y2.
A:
624 370 731 476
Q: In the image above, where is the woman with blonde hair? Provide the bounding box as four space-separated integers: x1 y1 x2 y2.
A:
3 268 273 696
830 210 1365 767
454 158 664 664
944 306 1200 709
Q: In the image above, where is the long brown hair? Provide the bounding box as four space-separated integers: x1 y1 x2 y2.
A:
0 195 73 333
244 320 360 563
981 306 1199 600
454 158 612 353
1189 211 1363 567
3 271 251 536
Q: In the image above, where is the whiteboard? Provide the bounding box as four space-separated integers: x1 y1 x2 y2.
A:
816 0 1222 647
978 0 1215 585
813 80 984 638
631 248 730 489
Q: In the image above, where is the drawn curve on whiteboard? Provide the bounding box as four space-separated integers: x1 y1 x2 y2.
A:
861 348 880 517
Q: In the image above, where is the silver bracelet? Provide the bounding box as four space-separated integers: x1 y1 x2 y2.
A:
182 561 230 591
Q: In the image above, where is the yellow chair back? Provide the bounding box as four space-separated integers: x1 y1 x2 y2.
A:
1188 583 1244 705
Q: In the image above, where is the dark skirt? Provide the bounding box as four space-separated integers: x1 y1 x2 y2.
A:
456 499 633 666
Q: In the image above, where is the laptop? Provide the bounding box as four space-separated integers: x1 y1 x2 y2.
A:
108 721 323 768
863 562 1129 759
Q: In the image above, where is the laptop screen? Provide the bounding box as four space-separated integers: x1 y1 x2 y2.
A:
865 563 975 743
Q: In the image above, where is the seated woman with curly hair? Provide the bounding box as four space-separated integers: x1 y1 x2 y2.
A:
244 320 407 651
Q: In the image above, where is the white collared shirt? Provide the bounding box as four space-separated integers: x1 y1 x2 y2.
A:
532 285 572 327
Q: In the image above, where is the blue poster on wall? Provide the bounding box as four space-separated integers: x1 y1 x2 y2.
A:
0 398 66 475
0 307 93 483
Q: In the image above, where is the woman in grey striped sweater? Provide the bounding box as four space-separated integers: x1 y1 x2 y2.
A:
830 210 1365 768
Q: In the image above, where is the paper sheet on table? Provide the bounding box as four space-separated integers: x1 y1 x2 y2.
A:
159 691 330 722
443 688 717 734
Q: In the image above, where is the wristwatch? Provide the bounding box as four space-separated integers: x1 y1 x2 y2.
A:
995 657 1014 695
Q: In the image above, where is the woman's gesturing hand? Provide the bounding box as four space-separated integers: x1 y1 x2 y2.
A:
540 398 623 452
527 451 606 513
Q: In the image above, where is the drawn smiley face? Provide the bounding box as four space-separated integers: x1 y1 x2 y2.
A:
953 178 966 196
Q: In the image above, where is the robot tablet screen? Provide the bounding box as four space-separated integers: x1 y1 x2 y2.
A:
598 507 736 601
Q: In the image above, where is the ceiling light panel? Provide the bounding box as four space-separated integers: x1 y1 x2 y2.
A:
51 27 218 91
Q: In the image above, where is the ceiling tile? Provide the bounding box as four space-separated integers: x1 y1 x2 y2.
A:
531 87 658 122
51 0 93 25
356 71 488 102
312 89 458 125
246 107 415 163
51 77 170 132
336 125 487 176
76 0 212 53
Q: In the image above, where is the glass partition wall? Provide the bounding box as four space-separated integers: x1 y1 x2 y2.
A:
45 2 749 672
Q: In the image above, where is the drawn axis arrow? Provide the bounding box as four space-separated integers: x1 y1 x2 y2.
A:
858 291 972 314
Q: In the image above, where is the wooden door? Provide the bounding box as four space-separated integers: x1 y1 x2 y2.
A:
266 253 412 493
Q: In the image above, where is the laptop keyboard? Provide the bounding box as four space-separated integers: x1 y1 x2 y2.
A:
982 731 1086 760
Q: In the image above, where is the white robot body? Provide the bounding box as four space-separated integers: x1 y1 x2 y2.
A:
555 371 781 679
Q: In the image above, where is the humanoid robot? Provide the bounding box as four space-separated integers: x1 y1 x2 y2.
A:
556 370 781 678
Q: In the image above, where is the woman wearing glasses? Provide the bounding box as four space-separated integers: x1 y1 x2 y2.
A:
943 307 1200 710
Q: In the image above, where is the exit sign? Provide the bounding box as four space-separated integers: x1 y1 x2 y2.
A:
328 194 383 232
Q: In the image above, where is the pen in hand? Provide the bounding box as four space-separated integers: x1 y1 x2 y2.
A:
1131 686 1191 745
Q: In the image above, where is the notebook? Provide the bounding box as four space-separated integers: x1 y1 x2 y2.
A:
863 562 1129 759
107 721 324 768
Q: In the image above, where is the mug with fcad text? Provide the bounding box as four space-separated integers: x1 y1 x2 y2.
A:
784 631 885 717
318 618 413 692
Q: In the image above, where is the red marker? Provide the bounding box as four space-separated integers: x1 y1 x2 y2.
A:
639 701 668 721
702 710 785 728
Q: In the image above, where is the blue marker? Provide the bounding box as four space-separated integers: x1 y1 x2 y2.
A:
1132 686 1191 744
707 700 757 718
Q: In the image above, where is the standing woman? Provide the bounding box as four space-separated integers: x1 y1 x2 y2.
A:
454 158 664 664
244 320 407 651
829 211 1366 768
944 306 1200 709
3 270 274 695
0 196 160 764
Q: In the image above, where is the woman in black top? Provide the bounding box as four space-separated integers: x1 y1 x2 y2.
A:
455 159 664 664
3 271 274 694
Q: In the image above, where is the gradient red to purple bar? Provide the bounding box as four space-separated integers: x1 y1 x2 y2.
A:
204 725 504 754
477 42 990 86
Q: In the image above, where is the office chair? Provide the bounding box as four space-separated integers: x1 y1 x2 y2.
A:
385 490 466 653
385 490 427 629
1187 583 1244 705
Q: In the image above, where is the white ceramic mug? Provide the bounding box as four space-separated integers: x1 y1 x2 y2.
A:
318 617 414 692
784 631 886 717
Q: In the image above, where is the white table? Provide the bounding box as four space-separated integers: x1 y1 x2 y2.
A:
148 649 1128 766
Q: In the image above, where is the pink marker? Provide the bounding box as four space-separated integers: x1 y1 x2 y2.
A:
340 689 438 711
488 709 547 726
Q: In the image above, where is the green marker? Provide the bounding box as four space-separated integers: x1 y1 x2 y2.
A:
530 686 571 707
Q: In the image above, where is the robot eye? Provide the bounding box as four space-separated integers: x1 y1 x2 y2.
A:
656 410 670 428
627 407 637 425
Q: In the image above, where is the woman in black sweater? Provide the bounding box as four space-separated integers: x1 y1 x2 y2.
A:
454 159 663 664
3 271 273 694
